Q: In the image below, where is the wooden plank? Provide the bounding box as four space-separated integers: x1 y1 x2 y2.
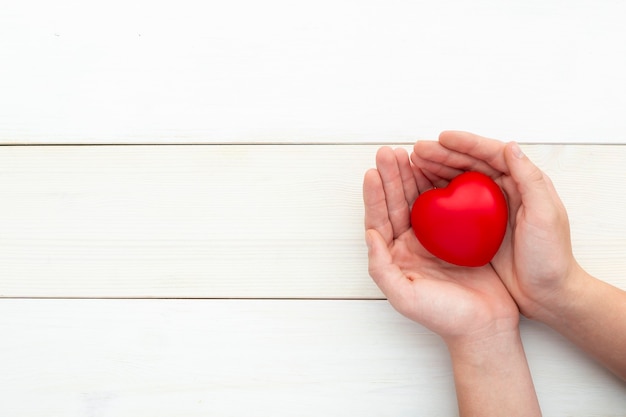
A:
0 144 377 297
2 0 626 144
0 299 624 416
1 144 625 298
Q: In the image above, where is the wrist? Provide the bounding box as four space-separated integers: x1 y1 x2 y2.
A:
446 327 542 417
525 262 591 324
444 313 522 369
445 324 522 365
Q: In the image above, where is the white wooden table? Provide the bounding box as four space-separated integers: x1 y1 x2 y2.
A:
1 1 625 415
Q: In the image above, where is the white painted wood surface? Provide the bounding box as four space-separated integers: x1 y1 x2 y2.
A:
2 0 626 144
1 143 625 415
2 0 626 414
1 144 625 298
1 300 625 417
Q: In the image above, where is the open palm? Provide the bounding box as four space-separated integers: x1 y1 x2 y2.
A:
364 146 519 342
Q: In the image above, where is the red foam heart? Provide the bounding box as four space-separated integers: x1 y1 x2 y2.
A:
411 171 508 267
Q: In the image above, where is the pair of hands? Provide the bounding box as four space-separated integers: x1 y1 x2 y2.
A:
363 131 579 345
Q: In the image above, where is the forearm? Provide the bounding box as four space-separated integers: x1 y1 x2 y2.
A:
535 266 626 380
446 329 541 417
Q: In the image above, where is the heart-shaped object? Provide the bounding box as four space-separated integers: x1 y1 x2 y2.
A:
411 171 508 267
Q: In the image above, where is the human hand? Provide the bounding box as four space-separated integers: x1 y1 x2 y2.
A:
364 145 543 415
410 131 583 320
363 146 520 344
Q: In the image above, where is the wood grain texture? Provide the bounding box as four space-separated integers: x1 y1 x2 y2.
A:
0 299 624 417
3 1 626 410
2 0 626 144
1 144 625 298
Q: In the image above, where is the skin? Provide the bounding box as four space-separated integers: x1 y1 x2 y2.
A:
411 131 626 381
363 146 541 416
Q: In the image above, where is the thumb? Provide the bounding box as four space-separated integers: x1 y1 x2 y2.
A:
365 229 410 300
504 142 553 210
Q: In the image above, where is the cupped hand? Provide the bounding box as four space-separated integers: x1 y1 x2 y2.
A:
363 146 519 344
410 131 581 319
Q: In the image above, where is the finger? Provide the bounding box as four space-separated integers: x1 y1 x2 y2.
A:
420 168 450 189
411 163 435 194
376 147 412 238
394 147 420 206
438 131 510 174
504 142 556 212
410 149 464 183
405 150 434 194
366 229 412 302
498 175 523 223
363 168 394 245
413 139 502 179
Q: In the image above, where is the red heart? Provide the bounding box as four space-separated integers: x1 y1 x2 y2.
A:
411 171 508 267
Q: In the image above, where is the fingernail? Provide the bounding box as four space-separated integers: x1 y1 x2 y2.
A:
511 142 525 159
